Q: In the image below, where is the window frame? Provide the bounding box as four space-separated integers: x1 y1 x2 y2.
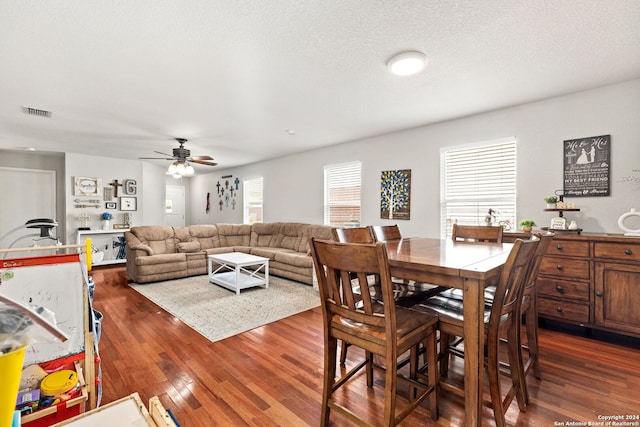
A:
440 138 517 238
243 176 264 224
323 161 362 227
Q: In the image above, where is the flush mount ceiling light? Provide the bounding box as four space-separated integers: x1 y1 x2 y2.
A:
387 51 427 76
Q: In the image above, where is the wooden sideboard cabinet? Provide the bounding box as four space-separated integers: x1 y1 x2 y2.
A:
593 240 640 336
532 233 640 338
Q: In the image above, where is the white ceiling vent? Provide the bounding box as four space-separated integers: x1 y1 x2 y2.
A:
22 106 52 118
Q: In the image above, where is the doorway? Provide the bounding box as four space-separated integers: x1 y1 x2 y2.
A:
165 185 185 227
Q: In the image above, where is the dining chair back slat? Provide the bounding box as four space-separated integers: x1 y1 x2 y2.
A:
452 224 503 243
372 224 402 242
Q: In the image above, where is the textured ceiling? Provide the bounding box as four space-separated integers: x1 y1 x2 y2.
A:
1 1 639 170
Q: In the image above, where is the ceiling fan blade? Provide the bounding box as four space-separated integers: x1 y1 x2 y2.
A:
189 155 214 161
138 157 174 160
190 159 218 166
154 150 175 157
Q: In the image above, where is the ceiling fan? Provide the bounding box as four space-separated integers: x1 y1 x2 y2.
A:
139 138 217 175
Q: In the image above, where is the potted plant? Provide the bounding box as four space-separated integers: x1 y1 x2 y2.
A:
519 219 536 232
544 196 558 209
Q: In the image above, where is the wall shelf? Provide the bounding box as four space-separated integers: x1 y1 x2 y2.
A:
543 208 580 218
77 229 129 266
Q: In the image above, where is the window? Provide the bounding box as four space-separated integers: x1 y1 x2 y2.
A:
243 177 263 224
324 161 361 226
440 138 517 237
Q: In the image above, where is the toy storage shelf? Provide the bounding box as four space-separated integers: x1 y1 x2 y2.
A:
77 229 129 266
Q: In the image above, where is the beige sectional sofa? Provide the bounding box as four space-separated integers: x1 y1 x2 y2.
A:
124 222 334 285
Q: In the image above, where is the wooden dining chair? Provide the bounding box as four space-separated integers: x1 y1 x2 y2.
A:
331 226 376 244
310 238 439 426
410 238 539 427
331 226 376 364
433 232 554 406
371 224 403 242
517 232 554 403
372 224 449 306
451 223 504 243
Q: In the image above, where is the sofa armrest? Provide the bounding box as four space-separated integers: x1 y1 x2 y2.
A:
129 243 154 256
124 231 154 256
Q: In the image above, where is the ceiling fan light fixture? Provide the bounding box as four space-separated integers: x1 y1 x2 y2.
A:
387 51 427 76
175 162 186 175
185 163 195 176
167 161 178 174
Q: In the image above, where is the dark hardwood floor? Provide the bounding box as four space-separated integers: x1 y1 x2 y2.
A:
91 266 640 426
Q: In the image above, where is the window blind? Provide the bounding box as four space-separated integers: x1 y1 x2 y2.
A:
324 161 361 226
243 177 263 224
440 139 517 237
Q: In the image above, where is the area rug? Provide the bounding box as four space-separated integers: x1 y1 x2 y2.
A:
129 275 319 343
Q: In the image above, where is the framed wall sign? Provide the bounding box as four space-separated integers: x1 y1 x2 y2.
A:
550 217 567 230
563 135 610 197
120 196 137 211
73 176 102 196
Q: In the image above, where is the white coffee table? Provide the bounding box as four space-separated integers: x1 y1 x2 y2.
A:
207 252 269 294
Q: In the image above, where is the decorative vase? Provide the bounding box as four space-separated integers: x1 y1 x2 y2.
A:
618 208 640 236
546 203 556 209
522 226 532 232
102 220 111 231
92 251 104 263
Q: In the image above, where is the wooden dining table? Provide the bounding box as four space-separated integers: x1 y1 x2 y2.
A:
384 237 513 427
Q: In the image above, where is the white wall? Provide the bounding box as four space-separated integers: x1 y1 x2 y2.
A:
64 153 150 245
190 79 640 237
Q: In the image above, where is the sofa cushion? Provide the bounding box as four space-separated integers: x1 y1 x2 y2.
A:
131 226 176 255
274 251 313 268
250 222 281 247
277 222 305 251
186 225 221 249
299 224 334 253
134 252 185 265
250 246 296 260
217 224 251 246
176 241 201 253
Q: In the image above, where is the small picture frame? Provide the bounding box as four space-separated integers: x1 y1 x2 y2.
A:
104 187 114 201
120 197 137 211
550 217 567 230
105 202 117 209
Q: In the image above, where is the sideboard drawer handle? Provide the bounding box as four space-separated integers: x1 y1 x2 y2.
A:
625 249 633 255
556 307 563 313
556 264 564 270
556 244 563 250
555 285 564 293
596 291 603 297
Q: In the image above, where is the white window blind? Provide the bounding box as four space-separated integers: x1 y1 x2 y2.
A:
440 139 517 237
324 161 361 226
243 177 263 224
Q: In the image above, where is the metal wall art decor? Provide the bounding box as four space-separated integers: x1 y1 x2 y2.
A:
380 169 411 220
123 179 137 195
73 198 101 208
105 202 117 209
563 134 610 197
73 177 102 196
216 175 239 210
